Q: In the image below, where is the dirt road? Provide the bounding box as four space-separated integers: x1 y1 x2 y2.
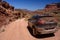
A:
0 18 60 40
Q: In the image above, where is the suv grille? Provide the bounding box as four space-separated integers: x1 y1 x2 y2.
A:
45 27 55 30
36 22 57 30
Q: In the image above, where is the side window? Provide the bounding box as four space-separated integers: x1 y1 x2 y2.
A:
28 19 36 23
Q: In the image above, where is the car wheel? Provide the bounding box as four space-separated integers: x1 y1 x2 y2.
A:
33 28 37 36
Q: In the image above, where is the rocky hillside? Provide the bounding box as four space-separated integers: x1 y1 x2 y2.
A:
0 0 21 27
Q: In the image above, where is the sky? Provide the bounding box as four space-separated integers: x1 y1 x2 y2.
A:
5 0 60 11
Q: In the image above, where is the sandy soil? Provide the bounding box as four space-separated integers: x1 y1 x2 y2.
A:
0 18 60 40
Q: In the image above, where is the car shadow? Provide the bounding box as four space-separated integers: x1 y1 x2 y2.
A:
34 33 55 39
27 27 55 39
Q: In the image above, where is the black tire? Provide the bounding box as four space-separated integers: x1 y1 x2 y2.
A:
27 26 37 36
49 33 54 35
27 26 33 35
46 33 55 37
32 28 37 36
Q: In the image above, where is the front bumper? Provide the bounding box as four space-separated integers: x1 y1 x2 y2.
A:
37 28 57 34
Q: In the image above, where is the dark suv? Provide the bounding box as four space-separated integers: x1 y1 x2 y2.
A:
28 14 58 36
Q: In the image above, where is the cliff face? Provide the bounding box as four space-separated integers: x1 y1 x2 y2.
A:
0 0 15 27
45 3 60 12
0 1 14 10
34 3 60 16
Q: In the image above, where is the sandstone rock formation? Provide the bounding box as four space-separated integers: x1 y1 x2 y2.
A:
0 0 15 27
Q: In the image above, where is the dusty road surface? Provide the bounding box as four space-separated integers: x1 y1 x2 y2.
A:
0 18 60 40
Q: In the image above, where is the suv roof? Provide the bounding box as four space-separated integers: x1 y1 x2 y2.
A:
31 14 53 19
